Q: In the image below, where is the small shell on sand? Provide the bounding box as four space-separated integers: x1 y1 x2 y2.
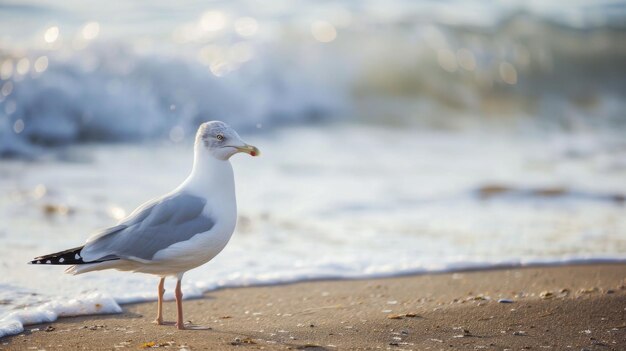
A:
387 313 420 319
230 337 256 345
539 291 554 299
578 287 599 294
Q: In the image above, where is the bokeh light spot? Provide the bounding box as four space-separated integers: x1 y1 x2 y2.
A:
108 206 126 221
437 48 457 72
456 48 476 71
1 81 13 96
499 62 518 85
234 17 258 37
82 22 100 40
198 45 221 66
311 21 337 43
210 61 230 77
33 184 47 199
34 56 49 73
16 58 30 75
44 26 60 43
13 118 24 134
169 126 185 143
200 11 226 32
0 59 13 79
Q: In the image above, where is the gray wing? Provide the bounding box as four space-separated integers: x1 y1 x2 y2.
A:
81 192 215 262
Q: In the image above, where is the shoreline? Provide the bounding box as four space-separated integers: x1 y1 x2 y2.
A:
2 263 625 350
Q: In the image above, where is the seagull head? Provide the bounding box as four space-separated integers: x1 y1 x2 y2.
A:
196 121 260 160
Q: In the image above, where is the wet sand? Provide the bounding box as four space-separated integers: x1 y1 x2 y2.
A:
2 264 625 350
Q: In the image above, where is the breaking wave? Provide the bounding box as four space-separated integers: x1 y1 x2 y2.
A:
0 1 625 157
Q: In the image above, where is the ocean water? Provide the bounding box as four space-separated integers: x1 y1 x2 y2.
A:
1 0 626 339
1 125 626 337
1 0 626 155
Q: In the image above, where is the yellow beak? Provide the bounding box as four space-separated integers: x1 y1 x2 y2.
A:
235 144 260 157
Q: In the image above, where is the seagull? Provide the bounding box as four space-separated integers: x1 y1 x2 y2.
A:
29 121 259 330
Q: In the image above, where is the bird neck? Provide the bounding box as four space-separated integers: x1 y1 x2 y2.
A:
181 147 235 196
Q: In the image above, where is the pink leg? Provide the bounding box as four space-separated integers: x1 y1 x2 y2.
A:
175 279 185 330
153 277 165 325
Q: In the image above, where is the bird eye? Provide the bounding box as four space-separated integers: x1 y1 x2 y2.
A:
216 134 224 141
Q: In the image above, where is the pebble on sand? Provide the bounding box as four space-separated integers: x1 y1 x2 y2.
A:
387 314 403 320
539 291 554 299
230 337 256 345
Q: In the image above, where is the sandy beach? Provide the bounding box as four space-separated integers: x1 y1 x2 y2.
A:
1 264 624 350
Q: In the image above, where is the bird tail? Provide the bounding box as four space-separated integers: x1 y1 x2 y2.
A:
64 260 123 275
29 246 87 265
30 245 119 264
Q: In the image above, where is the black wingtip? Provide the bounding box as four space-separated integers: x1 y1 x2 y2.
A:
30 246 85 265
30 246 120 266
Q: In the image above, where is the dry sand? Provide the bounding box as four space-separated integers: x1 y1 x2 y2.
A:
1 264 625 350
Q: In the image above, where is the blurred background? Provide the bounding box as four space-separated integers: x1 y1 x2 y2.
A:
0 0 625 336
